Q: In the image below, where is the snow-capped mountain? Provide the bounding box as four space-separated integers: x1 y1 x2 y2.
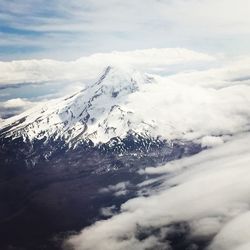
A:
4 58 250 172
0 66 157 147
0 66 203 170
2 61 250 157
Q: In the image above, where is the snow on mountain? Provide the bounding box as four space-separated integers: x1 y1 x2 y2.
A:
0 66 156 146
1 62 250 148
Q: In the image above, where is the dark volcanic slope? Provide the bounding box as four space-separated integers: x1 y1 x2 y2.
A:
0 137 202 250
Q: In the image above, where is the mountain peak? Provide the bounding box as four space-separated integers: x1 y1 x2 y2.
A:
93 65 149 89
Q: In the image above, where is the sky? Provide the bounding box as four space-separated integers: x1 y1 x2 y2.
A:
1 0 250 60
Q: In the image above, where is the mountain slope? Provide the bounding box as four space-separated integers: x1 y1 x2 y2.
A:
0 66 157 146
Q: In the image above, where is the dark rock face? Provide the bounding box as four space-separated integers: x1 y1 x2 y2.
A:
0 135 203 250
0 132 202 171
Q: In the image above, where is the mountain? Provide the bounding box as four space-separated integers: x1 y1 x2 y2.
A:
0 66 201 172
0 66 202 250
0 66 155 145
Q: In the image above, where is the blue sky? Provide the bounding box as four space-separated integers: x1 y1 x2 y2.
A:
1 0 250 60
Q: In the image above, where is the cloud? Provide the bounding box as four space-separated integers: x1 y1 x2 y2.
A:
2 98 32 108
1 0 250 59
209 211 250 250
100 205 117 217
200 135 224 148
99 181 130 197
124 59 250 142
65 133 250 250
0 98 37 118
0 48 215 86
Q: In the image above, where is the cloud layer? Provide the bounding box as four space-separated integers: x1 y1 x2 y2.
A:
0 48 214 86
1 0 250 59
65 133 250 250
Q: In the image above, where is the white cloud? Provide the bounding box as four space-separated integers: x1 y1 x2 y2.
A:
99 181 130 197
100 205 117 217
0 98 38 118
0 48 215 86
65 133 250 250
125 60 250 142
209 211 250 250
2 98 33 109
200 135 224 148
